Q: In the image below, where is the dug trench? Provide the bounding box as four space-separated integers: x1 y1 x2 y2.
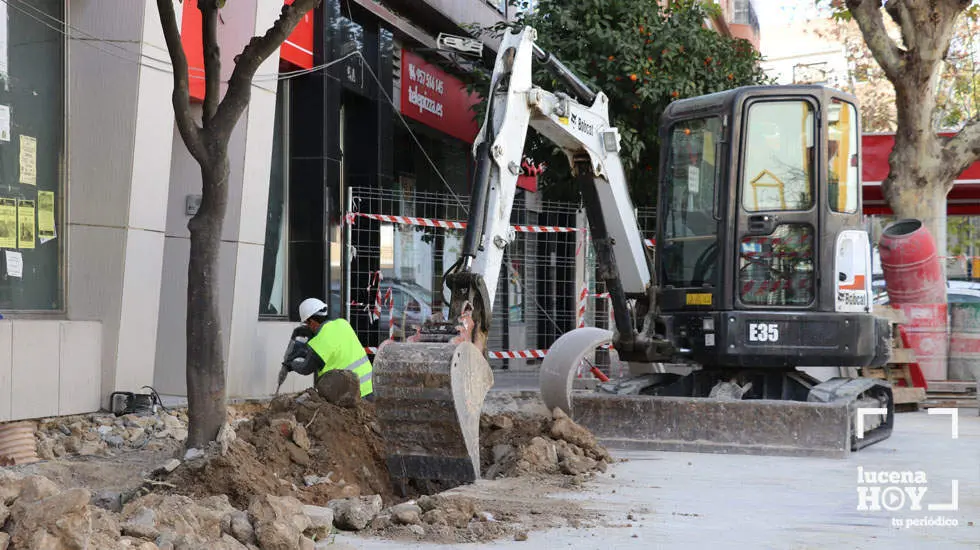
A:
0 389 617 547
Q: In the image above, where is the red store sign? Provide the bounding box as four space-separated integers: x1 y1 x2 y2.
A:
400 50 481 143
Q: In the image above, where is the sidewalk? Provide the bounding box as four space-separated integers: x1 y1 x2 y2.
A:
334 407 980 549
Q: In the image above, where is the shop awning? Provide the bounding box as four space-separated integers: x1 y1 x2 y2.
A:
862 133 980 215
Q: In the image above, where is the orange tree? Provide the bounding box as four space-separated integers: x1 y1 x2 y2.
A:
467 0 770 206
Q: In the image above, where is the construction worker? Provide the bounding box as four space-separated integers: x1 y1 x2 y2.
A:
278 297 373 400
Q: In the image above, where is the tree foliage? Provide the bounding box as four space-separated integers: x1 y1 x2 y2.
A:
467 0 770 205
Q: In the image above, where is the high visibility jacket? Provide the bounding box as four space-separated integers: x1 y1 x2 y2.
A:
308 319 373 397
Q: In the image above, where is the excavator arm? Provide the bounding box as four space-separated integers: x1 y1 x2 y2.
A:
443 26 659 356
373 27 662 493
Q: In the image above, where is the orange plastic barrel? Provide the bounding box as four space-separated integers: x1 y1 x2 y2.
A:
949 303 980 381
878 219 945 304
879 219 948 380
895 303 948 380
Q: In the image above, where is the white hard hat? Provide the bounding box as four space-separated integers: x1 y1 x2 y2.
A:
298 298 328 323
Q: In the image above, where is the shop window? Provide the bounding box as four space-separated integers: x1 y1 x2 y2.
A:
739 224 815 306
259 80 290 317
0 1 65 311
828 99 859 213
742 100 815 212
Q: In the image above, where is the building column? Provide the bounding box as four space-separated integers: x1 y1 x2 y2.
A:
67 0 177 404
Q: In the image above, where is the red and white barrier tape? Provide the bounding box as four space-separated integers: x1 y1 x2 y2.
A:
346 210 659 245
365 345 614 355
346 211 578 234
576 285 588 329
364 346 547 359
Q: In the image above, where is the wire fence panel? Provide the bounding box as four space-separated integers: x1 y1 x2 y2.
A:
344 186 660 377
346 186 589 370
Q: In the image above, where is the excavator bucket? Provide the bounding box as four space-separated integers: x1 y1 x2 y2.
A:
540 329 893 458
373 341 494 493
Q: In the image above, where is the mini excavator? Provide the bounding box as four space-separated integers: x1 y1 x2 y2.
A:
372 26 894 492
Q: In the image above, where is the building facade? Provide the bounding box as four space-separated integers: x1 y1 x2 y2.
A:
0 0 522 423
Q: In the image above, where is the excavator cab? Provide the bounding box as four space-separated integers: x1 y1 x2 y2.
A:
656 87 887 373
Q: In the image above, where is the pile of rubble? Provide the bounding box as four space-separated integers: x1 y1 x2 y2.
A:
0 388 614 545
32 410 188 460
161 390 394 509
0 469 350 549
480 407 612 479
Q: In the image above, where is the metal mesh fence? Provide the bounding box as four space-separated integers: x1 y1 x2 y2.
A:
345 186 587 370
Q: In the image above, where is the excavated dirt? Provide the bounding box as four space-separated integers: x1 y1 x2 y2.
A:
1 389 615 545
165 391 395 509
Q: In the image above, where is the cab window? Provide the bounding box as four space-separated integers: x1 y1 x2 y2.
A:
742 100 815 212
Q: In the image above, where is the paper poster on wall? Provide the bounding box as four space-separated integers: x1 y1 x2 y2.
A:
37 191 55 243
0 105 10 142
5 250 21 278
0 198 15 249
17 199 34 249
19 136 36 185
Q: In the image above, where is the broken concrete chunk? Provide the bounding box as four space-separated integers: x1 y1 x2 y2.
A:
249 494 311 533
520 437 559 471
91 489 124 512
421 509 448 526
302 504 334 538
0 472 22 506
122 520 161 540
249 495 312 550
327 495 382 531
221 510 256 546
390 502 422 526
292 424 311 451
559 455 598 476
158 459 181 473
216 423 236 456
17 475 59 503
183 448 205 461
491 415 514 430
492 444 515 463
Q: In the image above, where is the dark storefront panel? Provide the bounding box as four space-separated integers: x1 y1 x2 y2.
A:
0 1 64 311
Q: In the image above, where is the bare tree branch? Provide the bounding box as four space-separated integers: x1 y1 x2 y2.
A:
210 0 322 141
846 0 904 82
201 0 221 127
156 0 206 162
884 0 916 52
943 116 980 183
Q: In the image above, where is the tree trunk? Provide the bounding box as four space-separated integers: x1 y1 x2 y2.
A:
881 64 952 284
185 157 231 449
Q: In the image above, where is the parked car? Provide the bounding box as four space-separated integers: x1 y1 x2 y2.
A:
872 278 980 305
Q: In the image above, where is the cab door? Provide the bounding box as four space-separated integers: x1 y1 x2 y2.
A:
735 96 821 327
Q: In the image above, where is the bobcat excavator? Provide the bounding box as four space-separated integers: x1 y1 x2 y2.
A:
373 26 895 492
